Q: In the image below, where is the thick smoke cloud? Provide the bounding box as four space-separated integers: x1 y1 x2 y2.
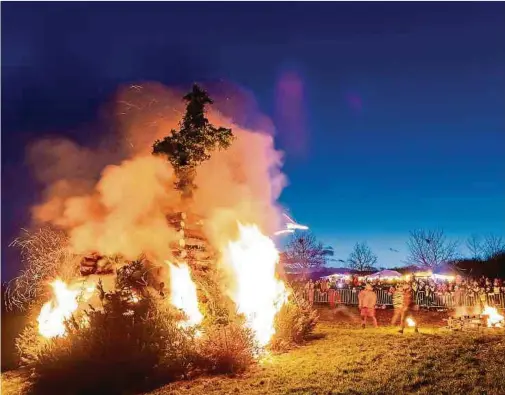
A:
29 82 287 260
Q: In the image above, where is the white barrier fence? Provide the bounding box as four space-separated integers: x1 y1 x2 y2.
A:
415 291 505 309
308 289 505 309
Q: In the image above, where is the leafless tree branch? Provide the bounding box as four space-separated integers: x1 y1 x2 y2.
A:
347 242 378 271
406 229 459 267
284 233 328 276
482 234 505 259
466 234 483 260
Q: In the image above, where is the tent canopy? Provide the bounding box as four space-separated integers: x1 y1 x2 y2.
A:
433 264 464 277
367 269 402 279
320 271 352 279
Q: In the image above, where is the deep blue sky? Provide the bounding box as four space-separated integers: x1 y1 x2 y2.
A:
2 2 505 275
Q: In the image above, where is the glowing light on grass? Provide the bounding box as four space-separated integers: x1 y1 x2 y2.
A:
38 280 80 339
225 223 288 347
168 262 203 328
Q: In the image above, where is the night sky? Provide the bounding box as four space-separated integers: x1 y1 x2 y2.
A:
2 2 505 276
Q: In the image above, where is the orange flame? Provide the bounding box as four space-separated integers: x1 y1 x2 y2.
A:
482 305 504 328
38 280 80 338
167 262 203 328
37 279 96 339
224 223 288 346
406 317 416 327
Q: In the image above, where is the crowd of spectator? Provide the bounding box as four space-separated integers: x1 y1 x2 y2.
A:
301 274 505 308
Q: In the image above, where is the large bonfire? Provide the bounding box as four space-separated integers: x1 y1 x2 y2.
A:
11 82 306 366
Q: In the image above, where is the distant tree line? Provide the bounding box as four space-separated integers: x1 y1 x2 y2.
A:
281 228 505 277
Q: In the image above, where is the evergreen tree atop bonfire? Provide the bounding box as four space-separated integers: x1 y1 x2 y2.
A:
153 84 234 199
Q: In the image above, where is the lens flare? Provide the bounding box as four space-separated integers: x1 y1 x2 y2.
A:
224 223 288 346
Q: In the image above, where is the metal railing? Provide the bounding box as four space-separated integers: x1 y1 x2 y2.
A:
415 291 505 309
306 289 505 310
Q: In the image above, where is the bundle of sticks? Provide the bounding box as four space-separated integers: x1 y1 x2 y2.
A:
446 315 484 331
80 253 114 276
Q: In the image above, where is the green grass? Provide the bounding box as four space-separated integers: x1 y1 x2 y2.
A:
146 307 505 395
2 307 505 395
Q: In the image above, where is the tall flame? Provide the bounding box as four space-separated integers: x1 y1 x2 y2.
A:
225 223 288 346
482 305 504 328
168 262 203 328
38 280 80 338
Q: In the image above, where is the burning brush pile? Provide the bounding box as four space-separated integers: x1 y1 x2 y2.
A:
446 306 504 331
8 83 317 394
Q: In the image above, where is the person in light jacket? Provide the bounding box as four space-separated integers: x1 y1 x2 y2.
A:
358 283 378 328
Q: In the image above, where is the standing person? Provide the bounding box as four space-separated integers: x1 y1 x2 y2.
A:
307 279 315 306
328 287 336 308
390 283 404 325
358 284 378 328
305 279 315 306
398 283 419 334
321 278 329 294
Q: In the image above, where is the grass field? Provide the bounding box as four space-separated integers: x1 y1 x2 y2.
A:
147 307 505 395
2 307 505 395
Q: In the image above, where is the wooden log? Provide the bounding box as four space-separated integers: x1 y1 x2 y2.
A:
184 227 207 239
80 266 96 276
184 233 208 243
80 253 103 275
96 258 114 274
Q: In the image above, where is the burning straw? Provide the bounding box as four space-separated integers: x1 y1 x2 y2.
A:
6 227 80 311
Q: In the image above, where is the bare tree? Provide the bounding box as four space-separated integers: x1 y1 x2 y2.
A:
482 234 505 259
347 242 378 271
466 234 483 260
284 233 329 277
406 229 459 267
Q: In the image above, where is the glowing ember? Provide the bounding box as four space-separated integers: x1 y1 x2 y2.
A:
225 223 288 347
38 280 80 339
167 262 203 328
482 305 504 328
82 284 96 301
129 291 140 304
406 317 416 327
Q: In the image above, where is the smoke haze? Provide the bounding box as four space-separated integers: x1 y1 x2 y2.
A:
29 82 287 260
